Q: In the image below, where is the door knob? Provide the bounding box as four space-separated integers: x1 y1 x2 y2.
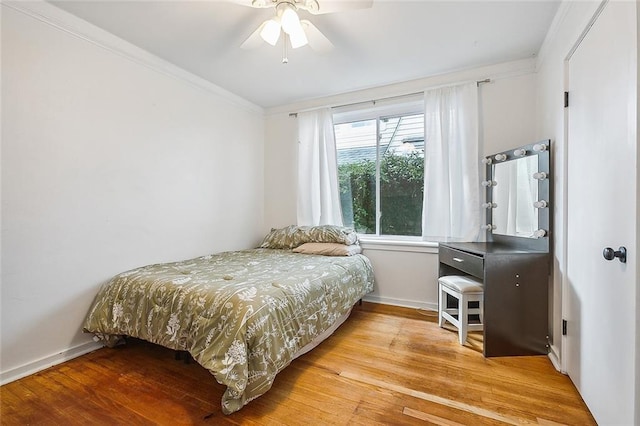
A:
603 246 627 263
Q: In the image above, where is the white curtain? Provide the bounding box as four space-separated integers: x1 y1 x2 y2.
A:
296 108 344 226
422 82 480 242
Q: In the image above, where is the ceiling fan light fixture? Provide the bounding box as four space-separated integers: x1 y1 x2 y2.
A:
240 0 345 58
280 4 302 35
289 25 308 48
260 18 281 46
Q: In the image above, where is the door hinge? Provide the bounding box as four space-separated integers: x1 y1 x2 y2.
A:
564 91 569 108
562 319 568 335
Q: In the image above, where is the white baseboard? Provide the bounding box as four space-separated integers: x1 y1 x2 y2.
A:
1 340 104 385
547 343 564 373
363 295 438 312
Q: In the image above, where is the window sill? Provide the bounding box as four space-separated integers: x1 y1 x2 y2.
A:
358 237 439 253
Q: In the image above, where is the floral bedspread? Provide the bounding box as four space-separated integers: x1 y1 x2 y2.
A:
83 248 374 414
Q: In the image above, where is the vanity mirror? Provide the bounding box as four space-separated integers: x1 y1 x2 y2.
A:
482 140 551 251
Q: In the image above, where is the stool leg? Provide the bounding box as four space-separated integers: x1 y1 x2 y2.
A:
459 297 468 345
438 283 444 327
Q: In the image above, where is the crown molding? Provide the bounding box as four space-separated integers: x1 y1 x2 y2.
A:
535 0 607 70
535 1 573 70
265 58 537 117
2 1 264 115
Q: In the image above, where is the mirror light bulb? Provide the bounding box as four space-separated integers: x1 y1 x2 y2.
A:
494 153 507 161
513 148 527 157
482 202 497 209
533 143 548 152
481 180 497 187
481 224 497 231
533 172 547 180
533 200 548 209
481 157 492 165
533 229 547 238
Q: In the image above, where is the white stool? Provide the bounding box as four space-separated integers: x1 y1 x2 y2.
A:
438 275 484 345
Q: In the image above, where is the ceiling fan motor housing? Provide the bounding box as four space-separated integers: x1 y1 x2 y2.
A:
251 0 320 13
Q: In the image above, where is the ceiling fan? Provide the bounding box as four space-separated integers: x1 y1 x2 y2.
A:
238 0 373 62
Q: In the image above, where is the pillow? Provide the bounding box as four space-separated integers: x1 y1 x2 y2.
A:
293 243 362 256
259 225 300 249
302 225 359 246
260 225 359 249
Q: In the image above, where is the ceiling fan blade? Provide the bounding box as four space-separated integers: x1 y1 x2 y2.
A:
226 0 273 8
305 0 373 15
240 22 267 50
300 20 333 53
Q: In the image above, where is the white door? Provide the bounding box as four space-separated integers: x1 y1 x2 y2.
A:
566 1 637 424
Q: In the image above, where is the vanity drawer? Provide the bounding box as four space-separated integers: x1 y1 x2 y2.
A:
439 245 484 278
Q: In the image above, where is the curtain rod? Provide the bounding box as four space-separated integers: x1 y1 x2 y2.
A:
288 78 491 117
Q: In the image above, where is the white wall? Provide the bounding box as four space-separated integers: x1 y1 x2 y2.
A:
264 60 538 310
264 112 298 230
1 3 265 382
480 72 538 155
359 246 440 309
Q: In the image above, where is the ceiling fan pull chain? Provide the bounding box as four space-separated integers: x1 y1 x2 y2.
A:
282 32 289 64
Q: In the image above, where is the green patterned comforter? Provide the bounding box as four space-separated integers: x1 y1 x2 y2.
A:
84 248 374 414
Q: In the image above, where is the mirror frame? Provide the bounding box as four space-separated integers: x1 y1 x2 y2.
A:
484 140 551 252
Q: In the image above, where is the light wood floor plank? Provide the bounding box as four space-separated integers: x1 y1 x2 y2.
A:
340 370 528 425
402 407 468 426
0 302 595 425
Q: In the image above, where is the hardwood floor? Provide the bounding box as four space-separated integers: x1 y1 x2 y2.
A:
1 302 595 425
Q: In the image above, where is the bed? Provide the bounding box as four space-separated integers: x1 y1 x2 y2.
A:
83 226 374 414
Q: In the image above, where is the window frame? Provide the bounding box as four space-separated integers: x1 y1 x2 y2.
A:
333 98 425 240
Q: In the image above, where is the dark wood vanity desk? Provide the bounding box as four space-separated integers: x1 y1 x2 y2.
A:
439 241 550 357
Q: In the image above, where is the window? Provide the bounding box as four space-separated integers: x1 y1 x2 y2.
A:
334 102 425 237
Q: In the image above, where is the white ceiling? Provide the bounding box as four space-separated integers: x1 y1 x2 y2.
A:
49 0 560 108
